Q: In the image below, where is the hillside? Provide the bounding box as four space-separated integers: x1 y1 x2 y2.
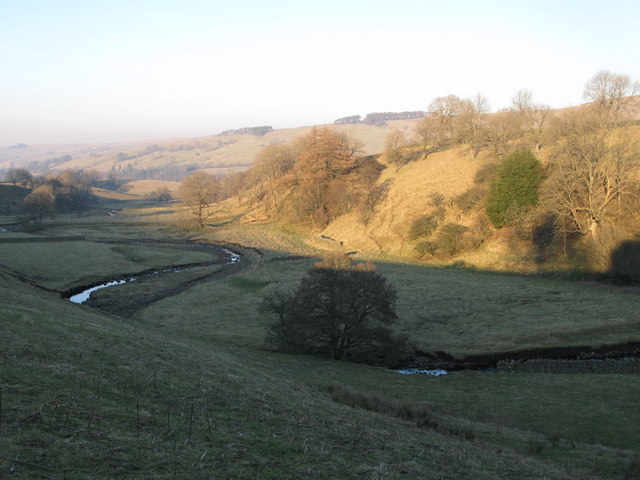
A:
220 99 640 274
1 244 601 479
0 119 420 178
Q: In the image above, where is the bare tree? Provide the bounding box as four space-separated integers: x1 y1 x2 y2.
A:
457 94 490 159
427 94 464 145
529 104 553 152
583 70 640 122
6 168 33 188
178 171 220 228
543 109 639 242
384 129 407 169
414 115 441 157
253 144 295 185
484 110 518 159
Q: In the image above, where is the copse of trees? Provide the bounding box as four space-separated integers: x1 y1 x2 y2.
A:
260 254 406 364
8 168 99 228
5 168 34 188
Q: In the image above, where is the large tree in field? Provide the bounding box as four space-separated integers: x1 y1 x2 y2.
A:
178 171 220 228
260 254 403 362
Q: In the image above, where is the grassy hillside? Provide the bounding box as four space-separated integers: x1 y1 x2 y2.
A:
3 216 640 478
2 260 596 479
0 120 418 177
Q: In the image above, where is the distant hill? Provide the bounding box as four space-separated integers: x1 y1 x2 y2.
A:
0 120 422 180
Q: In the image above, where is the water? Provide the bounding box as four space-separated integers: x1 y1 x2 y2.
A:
395 368 450 376
69 247 241 304
69 279 130 303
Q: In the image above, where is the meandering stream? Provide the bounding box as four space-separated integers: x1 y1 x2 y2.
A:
68 246 242 304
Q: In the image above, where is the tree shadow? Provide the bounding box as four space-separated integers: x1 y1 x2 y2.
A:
610 241 640 283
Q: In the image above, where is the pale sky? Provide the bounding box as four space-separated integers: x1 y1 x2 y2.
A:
1 0 639 145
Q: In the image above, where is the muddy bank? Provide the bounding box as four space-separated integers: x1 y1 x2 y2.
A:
403 341 640 371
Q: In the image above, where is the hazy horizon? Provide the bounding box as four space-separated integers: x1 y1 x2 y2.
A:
2 0 639 146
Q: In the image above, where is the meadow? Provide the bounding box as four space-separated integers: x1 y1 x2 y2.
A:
1 204 640 479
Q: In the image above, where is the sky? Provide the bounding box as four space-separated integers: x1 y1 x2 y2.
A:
1 0 639 145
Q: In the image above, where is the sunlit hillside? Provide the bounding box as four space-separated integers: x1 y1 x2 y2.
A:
0 119 421 177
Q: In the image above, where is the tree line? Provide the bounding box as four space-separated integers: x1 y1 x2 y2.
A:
4 168 100 227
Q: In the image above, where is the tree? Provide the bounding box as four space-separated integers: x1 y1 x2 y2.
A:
21 185 55 226
583 70 640 122
178 171 220 228
543 108 639 240
485 149 543 228
149 186 172 202
287 127 363 227
260 254 403 363
457 94 489 159
6 168 33 188
509 89 553 152
253 144 295 185
384 129 407 169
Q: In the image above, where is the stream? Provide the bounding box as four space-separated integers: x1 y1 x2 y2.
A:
69 247 241 304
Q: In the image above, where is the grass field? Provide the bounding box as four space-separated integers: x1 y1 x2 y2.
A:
2 207 640 479
0 239 216 290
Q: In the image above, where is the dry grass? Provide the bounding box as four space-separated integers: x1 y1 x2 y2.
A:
116 179 181 196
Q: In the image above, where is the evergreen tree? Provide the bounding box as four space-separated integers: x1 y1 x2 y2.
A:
485 149 542 228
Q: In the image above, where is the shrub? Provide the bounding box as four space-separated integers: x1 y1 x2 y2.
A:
408 215 438 241
485 149 542 228
414 240 438 258
454 186 485 212
435 223 468 255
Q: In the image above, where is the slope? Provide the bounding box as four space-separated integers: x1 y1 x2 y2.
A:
0 265 594 479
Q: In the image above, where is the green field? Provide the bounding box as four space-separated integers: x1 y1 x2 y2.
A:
0 239 216 290
2 208 640 479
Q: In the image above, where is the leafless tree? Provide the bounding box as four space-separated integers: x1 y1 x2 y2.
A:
384 129 407 169
178 171 220 228
583 70 640 122
457 94 490 159
543 108 639 244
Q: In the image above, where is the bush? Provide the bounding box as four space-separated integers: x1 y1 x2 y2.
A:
454 186 485 212
435 223 468 255
408 215 438 241
485 149 542 228
414 240 438 258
